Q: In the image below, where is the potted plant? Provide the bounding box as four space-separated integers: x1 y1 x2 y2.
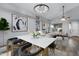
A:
0 17 10 46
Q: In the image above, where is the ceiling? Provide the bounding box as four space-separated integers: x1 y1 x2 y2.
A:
0 3 79 21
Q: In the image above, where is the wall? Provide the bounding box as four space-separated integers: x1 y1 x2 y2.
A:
28 17 36 32
39 21 49 33
51 19 79 36
71 21 79 36
0 10 36 46
62 21 70 34
62 21 79 36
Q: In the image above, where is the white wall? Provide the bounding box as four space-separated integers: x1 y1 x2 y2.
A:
71 21 79 36
62 21 79 36
51 19 79 36
62 21 70 34
28 17 36 32
0 10 36 46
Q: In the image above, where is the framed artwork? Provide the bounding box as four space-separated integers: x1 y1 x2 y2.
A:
36 19 40 31
11 14 28 32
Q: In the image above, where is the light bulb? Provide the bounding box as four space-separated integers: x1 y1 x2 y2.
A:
50 25 54 28
61 18 66 21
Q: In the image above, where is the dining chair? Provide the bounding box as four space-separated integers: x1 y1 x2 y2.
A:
11 42 32 56
48 41 56 55
7 37 18 51
12 39 27 50
7 37 30 55
12 43 44 56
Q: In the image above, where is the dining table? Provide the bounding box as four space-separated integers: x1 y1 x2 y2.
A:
16 34 57 56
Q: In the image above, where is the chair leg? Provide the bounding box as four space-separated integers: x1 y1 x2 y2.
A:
6 45 9 56
52 49 55 56
42 48 48 56
6 42 10 56
50 48 55 56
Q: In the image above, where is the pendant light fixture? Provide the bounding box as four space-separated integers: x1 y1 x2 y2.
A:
61 6 66 21
34 4 49 13
50 25 54 28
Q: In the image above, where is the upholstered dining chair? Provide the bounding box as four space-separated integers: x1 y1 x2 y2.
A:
7 37 31 54
48 41 56 55
11 42 32 56
7 37 18 51
11 43 44 56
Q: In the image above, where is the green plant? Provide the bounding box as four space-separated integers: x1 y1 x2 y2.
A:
32 32 40 38
0 17 10 30
0 17 10 46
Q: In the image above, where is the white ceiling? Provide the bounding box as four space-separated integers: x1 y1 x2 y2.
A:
0 3 79 21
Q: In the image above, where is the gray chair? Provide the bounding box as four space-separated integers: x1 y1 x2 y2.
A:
48 41 56 55
7 37 31 53
7 37 18 51
11 42 32 56
12 43 43 56
18 44 43 56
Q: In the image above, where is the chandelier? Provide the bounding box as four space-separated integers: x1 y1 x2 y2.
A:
61 6 66 21
61 6 71 21
34 4 49 13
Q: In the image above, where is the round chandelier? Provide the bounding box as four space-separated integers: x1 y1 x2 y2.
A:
34 4 49 13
